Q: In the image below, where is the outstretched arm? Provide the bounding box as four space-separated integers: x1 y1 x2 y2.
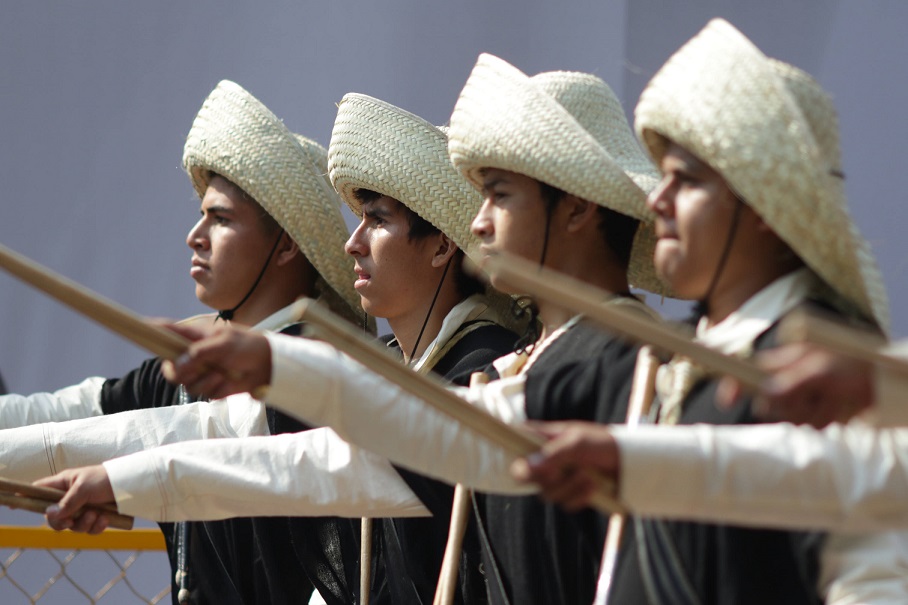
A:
36 427 429 531
516 420 908 532
0 393 268 483
717 343 876 428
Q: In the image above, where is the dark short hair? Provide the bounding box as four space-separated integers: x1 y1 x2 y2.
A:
353 189 437 240
537 181 639 269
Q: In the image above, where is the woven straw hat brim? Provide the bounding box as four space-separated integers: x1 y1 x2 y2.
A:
327 92 528 333
447 53 665 295
635 19 889 331
328 93 482 256
182 80 363 325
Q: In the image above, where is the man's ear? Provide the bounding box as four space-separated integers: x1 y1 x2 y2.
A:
562 195 599 233
275 232 302 266
431 233 459 268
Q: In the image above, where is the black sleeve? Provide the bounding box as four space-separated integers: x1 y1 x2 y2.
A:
99 356 186 414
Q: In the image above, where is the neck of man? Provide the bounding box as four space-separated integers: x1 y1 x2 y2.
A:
388 279 464 364
536 238 630 341
702 259 802 328
226 273 313 328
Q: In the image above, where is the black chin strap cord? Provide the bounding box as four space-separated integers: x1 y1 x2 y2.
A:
693 201 742 320
512 201 558 355
407 256 454 363
407 257 453 364
216 229 285 323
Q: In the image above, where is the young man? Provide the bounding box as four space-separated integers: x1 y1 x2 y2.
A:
36 93 523 604
82 55 664 604
516 19 902 605
0 80 365 604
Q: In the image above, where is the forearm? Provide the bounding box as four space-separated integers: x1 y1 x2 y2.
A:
0 377 105 428
265 333 534 494
104 429 430 521
615 422 908 531
820 531 908 604
0 395 268 481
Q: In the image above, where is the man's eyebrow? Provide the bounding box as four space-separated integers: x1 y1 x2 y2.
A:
481 178 505 192
202 204 235 215
362 204 392 219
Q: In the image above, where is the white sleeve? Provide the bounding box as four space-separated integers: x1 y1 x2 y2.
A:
820 531 908 604
0 394 269 482
0 377 106 428
614 422 908 532
264 333 535 495
104 428 429 522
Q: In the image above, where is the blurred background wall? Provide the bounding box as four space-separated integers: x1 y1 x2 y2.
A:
1 1 904 393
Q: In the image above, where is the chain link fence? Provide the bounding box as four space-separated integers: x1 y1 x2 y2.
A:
0 525 171 604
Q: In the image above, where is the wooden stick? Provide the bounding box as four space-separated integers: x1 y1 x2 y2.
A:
0 477 133 530
778 309 907 372
292 298 623 515
360 517 372 605
0 242 188 359
433 366 490 605
432 485 472 605
255 300 308 333
480 252 767 390
593 347 659 605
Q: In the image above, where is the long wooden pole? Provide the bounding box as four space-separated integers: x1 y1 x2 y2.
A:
0 242 188 359
592 347 659 605
292 298 623 515
480 252 767 390
778 309 905 371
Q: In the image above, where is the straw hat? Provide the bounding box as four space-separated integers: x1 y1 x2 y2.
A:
327 92 530 330
182 80 364 326
446 53 664 295
328 93 481 254
635 18 889 331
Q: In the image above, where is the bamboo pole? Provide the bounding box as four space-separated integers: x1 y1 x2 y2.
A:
0 477 133 530
592 347 659 605
360 518 372 605
432 485 472 605
778 309 906 372
0 242 188 359
480 252 767 390
291 298 623 515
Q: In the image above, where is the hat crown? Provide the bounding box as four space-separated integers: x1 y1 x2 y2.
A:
768 59 843 177
528 71 661 196
328 92 481 255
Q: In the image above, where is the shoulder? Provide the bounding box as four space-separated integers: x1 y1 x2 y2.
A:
435 322 518 385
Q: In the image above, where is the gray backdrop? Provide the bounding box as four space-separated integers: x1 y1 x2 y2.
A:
1 2 905 393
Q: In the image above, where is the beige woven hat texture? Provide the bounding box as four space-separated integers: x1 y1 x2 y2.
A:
635 18 889 331
447 52 665 295
327 92 529 332
182 80 364 326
